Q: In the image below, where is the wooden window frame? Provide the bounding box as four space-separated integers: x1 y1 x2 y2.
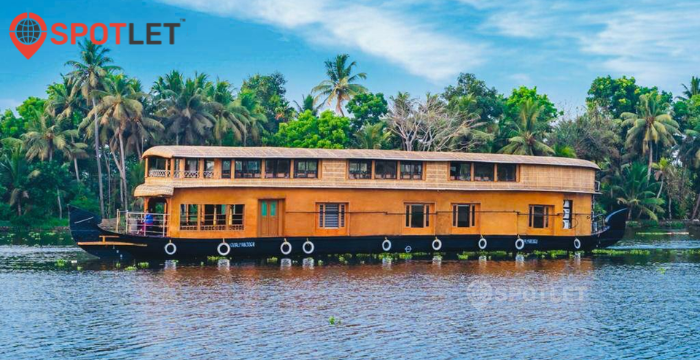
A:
405 203 430 228
265 159 291 179
317 203 347 229
221 159 232 179
450 162 472 181
348 160 373 179
400 161 423 180
473 162 495 182
229 204 245 231
179 204 199 230
529 205 552 229
497 163 517 182
294 159 319 179
375 160 398 180
452 204 476 228
235 159 262 179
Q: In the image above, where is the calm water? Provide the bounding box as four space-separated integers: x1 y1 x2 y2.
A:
1 228 700 359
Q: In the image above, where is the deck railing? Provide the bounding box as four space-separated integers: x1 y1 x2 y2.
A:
148 169 170 177
116 211 170 237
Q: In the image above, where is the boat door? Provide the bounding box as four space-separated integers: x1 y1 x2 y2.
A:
259 200 281 237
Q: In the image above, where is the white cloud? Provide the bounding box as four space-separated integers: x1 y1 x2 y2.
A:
580 4 700 86
157 0 486 82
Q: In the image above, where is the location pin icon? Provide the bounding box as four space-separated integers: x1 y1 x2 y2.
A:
9 13 47 60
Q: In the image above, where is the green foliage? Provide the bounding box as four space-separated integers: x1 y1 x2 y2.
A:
505 86 558 123
442 73 505 124
16 97 45 123
241 72 293 132
0 110 28 139
271 110 350 149
345 92 388 131
586 75 672 118
312 54 367 116
610 162 665 220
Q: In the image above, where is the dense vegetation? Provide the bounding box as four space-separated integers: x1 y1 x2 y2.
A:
1 40 699 226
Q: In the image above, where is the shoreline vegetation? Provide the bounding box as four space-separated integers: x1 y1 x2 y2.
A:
1 40 700 230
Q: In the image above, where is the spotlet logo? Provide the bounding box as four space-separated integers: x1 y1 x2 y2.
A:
9 13 47 59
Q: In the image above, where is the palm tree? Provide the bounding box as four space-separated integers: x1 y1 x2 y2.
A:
679 76 700 100
612 162 664 220
155 72 216 145
354 122 390 149
235 90 268 146
312 54 367 116
619 93 679 178
46 76 81 124
498 99 554 156
21 111 77 162
66 39 120 218
294 94 322 116
90 74 149 210
652 157 673 199
0 141 40 216
62 136 88 182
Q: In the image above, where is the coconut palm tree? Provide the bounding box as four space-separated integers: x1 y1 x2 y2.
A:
21 111 77 162
46 76 82 124
679 76 700 101
294 94 322 116
62 137 88 182
156 72 216 145
312 54 367 116
235 90 268 146
66 39 120 218
619 93 679 178
498 99 554 156
354 122 390 149
90 74 148 210
0 141 40 216
612 162 664 220
652 157 673 199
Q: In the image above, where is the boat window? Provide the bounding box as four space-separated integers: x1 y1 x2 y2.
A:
265 159 291 178
348 160 372 179
222 159 232 179
229 204 245 230
179 204 198 230
497 164 517 182
174 158 183 178
294 159 318 178
529 205 551 228
473 163 494 181
452 204 476 227
563 200 572 229
235 159 261 178
204 160 215 178
400 161 423 180
185 159 199 178
450 162 472 181
318 203 346 228
375 160 397 179
405 204 430 228
201 204 227 230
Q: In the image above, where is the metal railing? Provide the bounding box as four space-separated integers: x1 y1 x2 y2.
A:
183 170 199 178
203 170 215 178
591 213 606 234
116 211 170 237
148 169 170 178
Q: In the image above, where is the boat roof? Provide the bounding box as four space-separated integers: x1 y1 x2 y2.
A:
143 146 599 170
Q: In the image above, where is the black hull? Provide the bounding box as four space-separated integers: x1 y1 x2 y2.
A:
69 206 628 261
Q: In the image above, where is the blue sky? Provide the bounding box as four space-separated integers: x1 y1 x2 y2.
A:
2 0 699 113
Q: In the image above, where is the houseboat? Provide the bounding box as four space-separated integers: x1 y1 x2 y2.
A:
69 146 627 260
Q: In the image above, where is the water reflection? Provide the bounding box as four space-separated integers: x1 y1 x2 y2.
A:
1 230 700 359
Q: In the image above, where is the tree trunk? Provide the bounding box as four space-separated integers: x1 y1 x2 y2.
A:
692 193 700 220
17 201 21 217
647 142 653 180
56 187 63 219
92 98 105 218
104 148 112 218
73 158 81 183
119 132 129 211
668 198 672 220
657 177 664 198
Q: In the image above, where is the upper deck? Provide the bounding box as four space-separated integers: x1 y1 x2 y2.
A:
135 146 600 197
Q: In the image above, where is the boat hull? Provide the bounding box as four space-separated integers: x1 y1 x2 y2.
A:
69 206 627 261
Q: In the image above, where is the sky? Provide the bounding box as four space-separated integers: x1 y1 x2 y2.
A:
2 0 699 114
